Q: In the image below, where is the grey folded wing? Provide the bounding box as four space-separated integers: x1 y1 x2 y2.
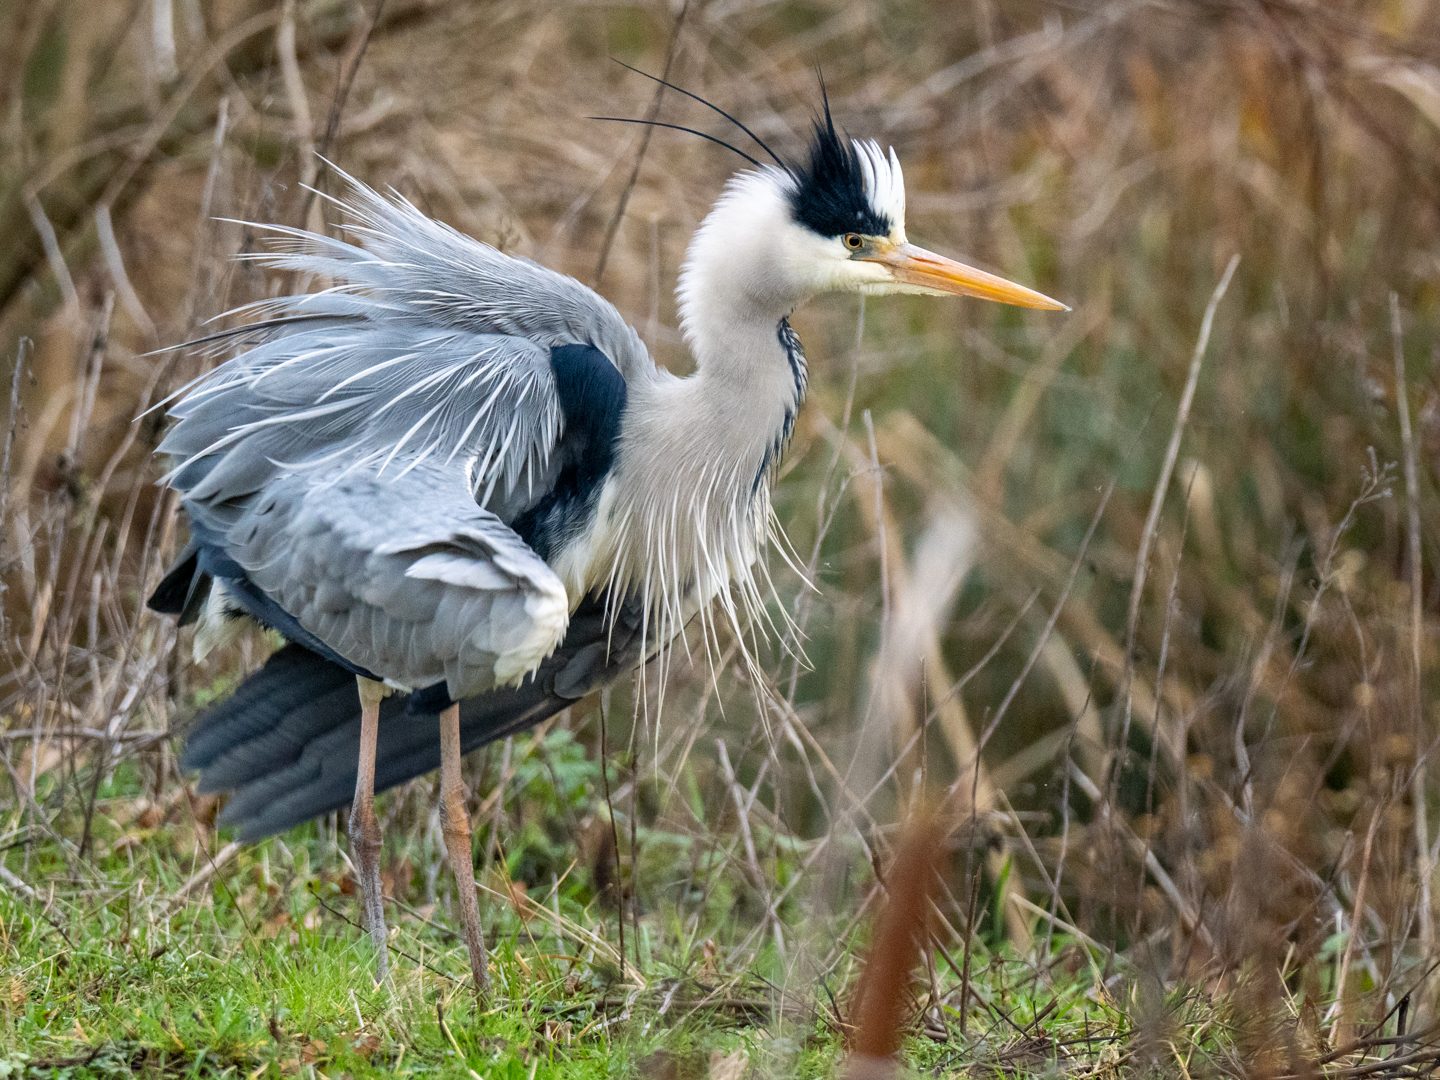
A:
159 323 565 530
156 171 650 529
223 461 570 699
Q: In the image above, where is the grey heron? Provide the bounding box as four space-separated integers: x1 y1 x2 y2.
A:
147 93 1065 993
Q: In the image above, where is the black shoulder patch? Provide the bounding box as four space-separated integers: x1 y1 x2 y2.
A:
788 99 892 239
148 538 209 624
512 344 628 562
549 344 627 497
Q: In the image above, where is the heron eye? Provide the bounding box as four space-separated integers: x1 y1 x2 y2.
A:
843 233 864 251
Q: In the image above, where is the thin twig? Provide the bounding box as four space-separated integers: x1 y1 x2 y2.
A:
94 8 284 211
0 338 29 574
311 888 458 984
0 864 39 901
593 1 690 284
94 203 156 340
24 192 81 320
946 476 1117 809
1066 760 1207 941
864 409 890 625
1392 291 1430 952
1137 469 1196 925
162 840 241 915
960 868 980 1037
0 727 171 745
179 95 231 338
300 0 386 230
278 0 320 238
599 691 624 970
1116 254 1238 795
1332 804 1383 1039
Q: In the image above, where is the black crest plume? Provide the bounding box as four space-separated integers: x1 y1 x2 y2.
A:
596 66 894 240
590 61 787 173
788 83 893 239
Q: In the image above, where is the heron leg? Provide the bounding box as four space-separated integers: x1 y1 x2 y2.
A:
349 677 390 984
439 702 490 996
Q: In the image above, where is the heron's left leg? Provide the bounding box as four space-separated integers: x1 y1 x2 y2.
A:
438 703 490 996
350 677 391 984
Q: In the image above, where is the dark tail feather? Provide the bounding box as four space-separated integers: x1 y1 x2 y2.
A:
181 642 358 789
148 539 211 626
183 595 645 841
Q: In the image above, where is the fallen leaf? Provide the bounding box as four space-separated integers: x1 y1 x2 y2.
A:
698 938 720 978
637 1051 683 1080
381 858 413 900
260 913 292 939
709 1048 748 1080
188 793 221 827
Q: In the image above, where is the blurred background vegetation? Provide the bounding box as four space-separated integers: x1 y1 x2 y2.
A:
3 0 1440 1074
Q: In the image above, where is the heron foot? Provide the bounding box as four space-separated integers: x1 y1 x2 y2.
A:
439 703 490 997
348 798 390 983
352 678 391 986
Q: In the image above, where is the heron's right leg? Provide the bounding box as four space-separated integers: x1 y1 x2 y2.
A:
349 677 390 984
438 703 490 996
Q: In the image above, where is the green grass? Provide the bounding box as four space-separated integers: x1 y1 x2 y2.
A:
2 817 776 1076
0 877 1113 1080
0 755 1147 1079
2 748 1427 1079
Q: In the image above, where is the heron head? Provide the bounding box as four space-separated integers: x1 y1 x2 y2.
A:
676 94 1066 346
777 110 1066 309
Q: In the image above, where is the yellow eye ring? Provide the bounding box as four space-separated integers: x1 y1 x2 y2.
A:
843 233 864 250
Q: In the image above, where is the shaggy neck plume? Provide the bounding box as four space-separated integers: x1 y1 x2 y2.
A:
564 170 812 670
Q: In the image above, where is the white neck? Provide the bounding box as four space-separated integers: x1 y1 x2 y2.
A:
672 168 813 480
554 171 811 663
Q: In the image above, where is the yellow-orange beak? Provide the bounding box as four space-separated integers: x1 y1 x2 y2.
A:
860 242 1068 310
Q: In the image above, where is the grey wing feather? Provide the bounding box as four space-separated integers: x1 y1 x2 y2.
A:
161 327 561 529
258 181 649 366
158 171 651 528
225 461 570 699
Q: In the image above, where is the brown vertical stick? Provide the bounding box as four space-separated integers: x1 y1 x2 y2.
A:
1118 254 1238 798
1333 804 1382 1045
350 677 390 984
1392 292 1431 951
592 1 690 285
843 812 944 1078
439 702 490 996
